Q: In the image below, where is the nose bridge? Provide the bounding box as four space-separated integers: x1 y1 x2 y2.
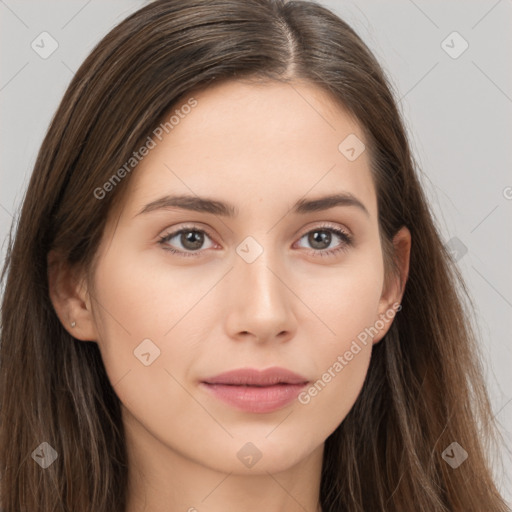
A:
225 233 294 340
236 234 286 306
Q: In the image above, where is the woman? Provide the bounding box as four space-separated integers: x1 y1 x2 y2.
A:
0 0 509 510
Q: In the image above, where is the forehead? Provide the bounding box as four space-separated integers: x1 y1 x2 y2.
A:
119 79 376 220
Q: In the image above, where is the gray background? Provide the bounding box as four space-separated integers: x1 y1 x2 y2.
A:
1 0 511 501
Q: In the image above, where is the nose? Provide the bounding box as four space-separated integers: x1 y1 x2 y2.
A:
223 244 297 344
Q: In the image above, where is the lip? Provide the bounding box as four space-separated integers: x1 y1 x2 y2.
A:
200 367 309 413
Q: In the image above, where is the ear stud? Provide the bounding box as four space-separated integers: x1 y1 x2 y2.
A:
71 321 76 328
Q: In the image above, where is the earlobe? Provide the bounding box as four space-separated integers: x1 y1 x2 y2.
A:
373 226 411 344
47 249 98 342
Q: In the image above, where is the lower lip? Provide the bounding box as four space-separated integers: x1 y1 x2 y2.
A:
200 382 307 413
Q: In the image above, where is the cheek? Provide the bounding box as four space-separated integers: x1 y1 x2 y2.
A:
295 304 377 444
300 247 384 348
89 244 221 402
294 253 384 430
300 332 373 418
89 248 211 437
88 245 178 387
91 243 211 349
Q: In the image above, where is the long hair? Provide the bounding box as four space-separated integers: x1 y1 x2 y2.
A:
0 0 509 510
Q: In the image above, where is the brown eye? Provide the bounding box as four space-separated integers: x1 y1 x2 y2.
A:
308 230 333 250
296 226 352 257
159 227 215 257
179 230 205 250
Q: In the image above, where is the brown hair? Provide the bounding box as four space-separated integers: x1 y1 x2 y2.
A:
0 0 509 510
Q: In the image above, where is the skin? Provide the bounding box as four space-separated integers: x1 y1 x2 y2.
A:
49 79 410 512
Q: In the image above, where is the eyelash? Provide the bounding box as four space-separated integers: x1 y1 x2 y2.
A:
158 223 353 259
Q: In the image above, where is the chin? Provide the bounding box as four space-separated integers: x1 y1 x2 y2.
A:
202 432 321 475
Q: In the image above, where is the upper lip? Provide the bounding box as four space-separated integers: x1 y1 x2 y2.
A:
201 367 309 386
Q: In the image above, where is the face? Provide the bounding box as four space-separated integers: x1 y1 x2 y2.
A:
70 79 405 475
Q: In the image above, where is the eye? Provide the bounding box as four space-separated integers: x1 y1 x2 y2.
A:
158 226 215 257
158 223 353 258
295 225 353 257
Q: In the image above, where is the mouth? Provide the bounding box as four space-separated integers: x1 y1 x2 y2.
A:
200 367 309 413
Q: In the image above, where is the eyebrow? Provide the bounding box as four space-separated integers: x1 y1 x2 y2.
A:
135 192 370 218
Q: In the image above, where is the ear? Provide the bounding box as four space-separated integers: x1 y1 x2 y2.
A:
47 249 99 342
372 226 411 344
